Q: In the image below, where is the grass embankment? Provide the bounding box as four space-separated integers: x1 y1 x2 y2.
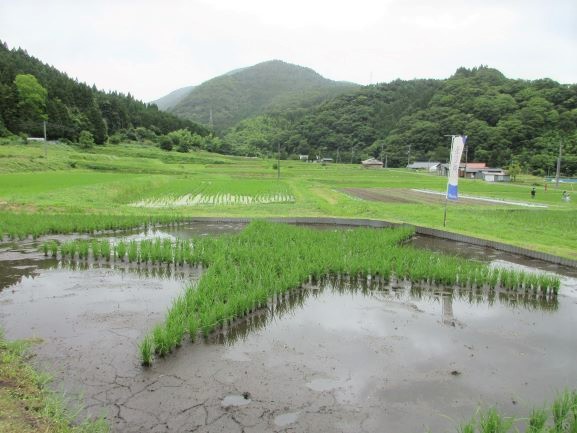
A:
103 222 559 365
0 141 576 259
0 330 108 433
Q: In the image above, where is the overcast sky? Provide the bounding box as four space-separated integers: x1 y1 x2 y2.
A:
1 0 575 102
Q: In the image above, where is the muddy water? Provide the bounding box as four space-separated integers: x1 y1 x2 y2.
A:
0 227 577 433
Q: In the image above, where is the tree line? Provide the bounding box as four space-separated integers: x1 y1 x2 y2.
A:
0 41 209 145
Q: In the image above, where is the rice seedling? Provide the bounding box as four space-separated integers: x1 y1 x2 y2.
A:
77 240 90 260
552 390 574 432
527 408 548 433
99 239 111 261
478 408 514 433
41 241 50 256
127 240 138 263
139 335 153 367
49 240 58 257
91 239 101 261
115 240 127 261
458 421 476 433
152 324 170 357
0 211 193 240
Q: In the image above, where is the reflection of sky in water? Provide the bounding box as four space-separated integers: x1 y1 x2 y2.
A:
223 281 577 411
104 222 245 243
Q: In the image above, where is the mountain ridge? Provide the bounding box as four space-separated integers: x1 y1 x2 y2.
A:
162 60 359 131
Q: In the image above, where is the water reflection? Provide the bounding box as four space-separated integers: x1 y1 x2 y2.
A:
53 260 198 281
209 276 559 346
0 258 56 291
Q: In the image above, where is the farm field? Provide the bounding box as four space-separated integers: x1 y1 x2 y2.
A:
0 141 575 259
1 220 576 433
1 141 577 433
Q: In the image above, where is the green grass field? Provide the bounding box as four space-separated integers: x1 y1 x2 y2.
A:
0 141 575 259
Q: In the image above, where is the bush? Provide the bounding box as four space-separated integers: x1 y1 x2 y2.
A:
159 135 173 151
78 130 95 148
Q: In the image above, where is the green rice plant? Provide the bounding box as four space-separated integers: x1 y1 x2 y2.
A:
60 240 78 259
187 316 200 342
552 390 574 432
139 335 153 367
161 238 173 263
115 240 127 261
99 239 111 261
91 239 101 260
77 240 90 260
127 240 138 263
458 421 476 433
140 239 152 263
478 407 514 433
151 324 170 357
49 240 58 257
41 241 50 256
527 408 548 433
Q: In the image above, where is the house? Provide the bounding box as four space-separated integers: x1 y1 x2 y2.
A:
299 154 309 161
479 169 510 182
439 163 510 182
361 158 383 169
320 158 333 164
439 162 486 178
460 162 486 178
407 161 441 172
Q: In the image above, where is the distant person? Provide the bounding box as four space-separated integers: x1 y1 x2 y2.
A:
531 187 536 199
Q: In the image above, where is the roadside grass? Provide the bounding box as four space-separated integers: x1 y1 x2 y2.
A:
0 329 109 433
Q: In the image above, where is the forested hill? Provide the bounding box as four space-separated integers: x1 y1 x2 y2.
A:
0 41 208 144
167 60 359 132
224 67 577 175
151 85 195 111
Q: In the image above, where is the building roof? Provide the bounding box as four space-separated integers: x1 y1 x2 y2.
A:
481 169 508 175
362 158 383 165
407 162 441 169
462 162 486 169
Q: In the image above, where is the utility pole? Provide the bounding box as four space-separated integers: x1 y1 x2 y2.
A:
277 141 280 180
555 139 562 189
385 154 388 169
336 148 340 164
43 120 47 157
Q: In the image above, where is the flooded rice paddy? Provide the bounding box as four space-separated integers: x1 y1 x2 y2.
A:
1 223 576 433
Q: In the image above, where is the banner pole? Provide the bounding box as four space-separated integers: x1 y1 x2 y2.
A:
443 138 454 227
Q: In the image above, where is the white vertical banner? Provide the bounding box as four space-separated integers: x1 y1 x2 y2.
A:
446 135 466 200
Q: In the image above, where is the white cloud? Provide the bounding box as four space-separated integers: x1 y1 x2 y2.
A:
0 0 575 101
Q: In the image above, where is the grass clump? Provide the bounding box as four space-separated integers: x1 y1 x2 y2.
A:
457 390 577 433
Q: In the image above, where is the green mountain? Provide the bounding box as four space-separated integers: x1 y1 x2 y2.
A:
167 60 359 132
0 41 208 144
151 85 195 110
223 66 577 175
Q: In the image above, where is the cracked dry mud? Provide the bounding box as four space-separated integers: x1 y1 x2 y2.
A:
1 230 577 433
